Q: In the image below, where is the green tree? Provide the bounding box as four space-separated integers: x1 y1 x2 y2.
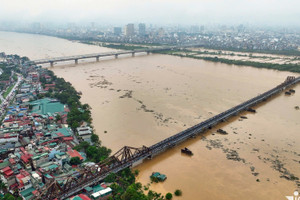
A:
121 183 148 200
166 193 173 200
74 141 90 152
91 134 99 144
69 157 81 165
174 189 182 196
55 114 62 122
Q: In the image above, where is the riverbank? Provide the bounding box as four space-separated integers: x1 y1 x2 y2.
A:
76 40 300 74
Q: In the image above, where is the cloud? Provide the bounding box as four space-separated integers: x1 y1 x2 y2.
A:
0 0 299 26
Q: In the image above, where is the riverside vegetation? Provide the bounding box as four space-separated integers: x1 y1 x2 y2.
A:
80 41 300 74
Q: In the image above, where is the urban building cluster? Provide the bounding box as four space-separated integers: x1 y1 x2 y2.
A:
0 53 112 200
1 22 300 52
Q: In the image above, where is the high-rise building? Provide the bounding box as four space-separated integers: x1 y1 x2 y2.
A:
138 23 146 36
190 25 200 33
158 28 164 37
114 27 122 35
125 24 135 37
200 25 205 32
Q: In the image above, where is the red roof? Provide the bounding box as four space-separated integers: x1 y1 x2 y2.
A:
62 137 73 141
10 183 18 190
2 166 13 177
20 147 26 154
21 153 33 163
41 139 59 145
78 194 91 200
57 132 64 137
2 166 11 172
9 158 16 165
67 148 83 160
19 169 30 177
32 190 39 195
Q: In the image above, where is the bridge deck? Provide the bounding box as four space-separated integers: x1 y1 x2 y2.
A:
26 47 175 65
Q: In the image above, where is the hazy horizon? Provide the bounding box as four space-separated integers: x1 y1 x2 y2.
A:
1 0 300 27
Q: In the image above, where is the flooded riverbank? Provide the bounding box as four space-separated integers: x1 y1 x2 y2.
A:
1 31 299 200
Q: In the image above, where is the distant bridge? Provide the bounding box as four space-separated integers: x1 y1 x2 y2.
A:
32 76 300 200
25 45 197 67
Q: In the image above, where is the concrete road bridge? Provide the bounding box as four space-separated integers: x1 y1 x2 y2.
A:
32 76 300 199
25 45 197 67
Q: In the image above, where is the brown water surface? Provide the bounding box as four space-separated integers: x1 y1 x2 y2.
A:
1 31 299 200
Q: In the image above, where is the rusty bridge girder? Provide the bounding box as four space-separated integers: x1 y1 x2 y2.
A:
32 145 150 200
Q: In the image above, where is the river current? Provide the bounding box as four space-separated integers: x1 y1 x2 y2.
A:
0 31 299 200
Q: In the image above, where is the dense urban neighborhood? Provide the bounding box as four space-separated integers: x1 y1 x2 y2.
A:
2 23 300 54
0 53 169 200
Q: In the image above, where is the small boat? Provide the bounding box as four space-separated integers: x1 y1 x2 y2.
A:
181 147 193 155
247 108 256 113
289 89 295 93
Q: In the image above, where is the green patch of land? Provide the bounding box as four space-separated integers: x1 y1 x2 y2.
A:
161 51 300 73
3 84 14 98
198 46 300 57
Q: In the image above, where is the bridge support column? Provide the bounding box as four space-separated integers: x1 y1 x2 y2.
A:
75 59 78 65
132 52 135 57
50 61 54 67
147 51 150 55
96 56 99 62
115 54 118 59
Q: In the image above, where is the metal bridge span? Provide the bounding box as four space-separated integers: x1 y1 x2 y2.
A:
34 76 300 200
25 45 195 66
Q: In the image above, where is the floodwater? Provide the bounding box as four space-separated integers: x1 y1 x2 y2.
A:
0 31 299 200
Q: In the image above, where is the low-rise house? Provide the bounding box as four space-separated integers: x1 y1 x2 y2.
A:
16 169 32 192
68 194 91 200
77 126 92 136
67 147 84 161
20 83 31 93
1 166 15 187
32 152 49 168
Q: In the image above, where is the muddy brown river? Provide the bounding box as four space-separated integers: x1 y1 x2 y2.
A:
1 31 299 200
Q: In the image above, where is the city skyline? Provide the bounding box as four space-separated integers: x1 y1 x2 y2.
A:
1 0 300 27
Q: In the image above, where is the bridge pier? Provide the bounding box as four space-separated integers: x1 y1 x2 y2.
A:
50 61 54 67
147 51 150 55
96 56 99 62
75 59 78 65
132 52 135 57
115 54 118 59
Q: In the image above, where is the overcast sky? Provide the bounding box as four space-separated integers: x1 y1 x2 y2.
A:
1 0 300 26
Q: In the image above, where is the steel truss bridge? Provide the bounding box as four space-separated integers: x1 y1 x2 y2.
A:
25 44 198 67
32 76 300 199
